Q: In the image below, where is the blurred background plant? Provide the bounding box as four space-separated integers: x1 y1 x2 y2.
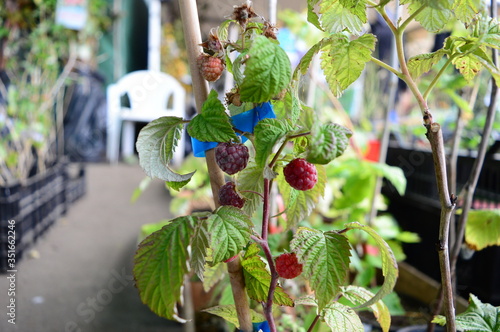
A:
0 0 111 185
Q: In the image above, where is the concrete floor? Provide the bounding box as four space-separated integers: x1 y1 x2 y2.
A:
0 163 184 332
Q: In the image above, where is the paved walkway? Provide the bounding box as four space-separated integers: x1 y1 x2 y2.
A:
0 163 183 332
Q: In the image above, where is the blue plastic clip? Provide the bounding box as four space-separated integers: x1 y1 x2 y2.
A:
238 321 270 332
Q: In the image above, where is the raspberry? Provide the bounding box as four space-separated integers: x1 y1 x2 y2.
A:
196 54 224 82
215 142 249 175
283 158 317 191
218 181 245 208
275 253 303 279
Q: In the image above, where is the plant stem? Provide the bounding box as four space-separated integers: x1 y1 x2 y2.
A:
307 315 321 332
423 57 454 101
426 122 456 332
370 57 403 78
262 178 271 240
178 0 253 330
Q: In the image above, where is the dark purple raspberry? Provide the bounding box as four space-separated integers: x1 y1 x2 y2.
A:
283 158 318 191
215 142 249 175
275 253 303 279
218 181 245 208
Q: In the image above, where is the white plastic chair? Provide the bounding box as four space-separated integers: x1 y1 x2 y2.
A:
106 70 186 166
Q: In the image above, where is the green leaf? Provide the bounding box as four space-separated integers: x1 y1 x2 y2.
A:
307 0 324 31
321 33 376 97
453 0 480 25
339 0 367 24
208 206 252 264
368 162 407 196
409 0 454 32
293 38 327 81
465 209 500 251
452 53 483 82
218 19 234 42
191 218 210 280
241 243 294 307
291 228 351 311
407 50 447 79
202 260 227 292
237 162 265 216
474 16 500 50
187 90 238 143
133 217 194 321
433 294 500 332
240 36 292 103
272 90 300 124
278 164 326 228
306 123 352 164
322 302 364 331
203 305 266 326
319 0 364 34
470 49 500 86
254 118 295 168
137 116 194 186
341 286 391 332
345 222 398 308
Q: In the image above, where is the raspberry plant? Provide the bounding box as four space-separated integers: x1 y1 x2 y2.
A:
133 1 500 331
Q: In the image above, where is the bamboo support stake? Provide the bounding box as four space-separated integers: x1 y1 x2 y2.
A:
178 0 253 330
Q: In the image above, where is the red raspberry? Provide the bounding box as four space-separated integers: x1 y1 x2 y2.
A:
275 253 303 279
196 54 224 82
283 158 317 191
218 181 245 208
215 142 249 175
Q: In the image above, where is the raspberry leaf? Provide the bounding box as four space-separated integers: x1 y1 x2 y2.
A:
320 33 376 97
407 50 447 80
133 216 194 321
272 90 300 124
465 209 500 251
241 243 294 307
341 286 391 332
187 90 238 142
322 302 364 332
306 123 352 165
318 0 364 34
238 162 265 216
291 227 351 311
278 164 326 228
345 222 398 309
202 260 227 292
190 217 211 281
254 118 294 168
136 116 195 188
208 206 252 264
240 35 292 103
203 304 266 327
408 0 453 33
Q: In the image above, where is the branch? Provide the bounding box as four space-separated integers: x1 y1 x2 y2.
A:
178 0 252 330
423 57 454 101
426 122 456 332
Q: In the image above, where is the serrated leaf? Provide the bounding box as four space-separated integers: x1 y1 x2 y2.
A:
241 243 294 307
133 217 194 321
322 302 364 331
191 218 210 280
453 0 480 25
293 39 325 81
203 261 227 292
306 123 352 164
341 286 391 332
307 0 324 31
272 90 300 124
339 0 367 23
291 228 351 311
319 0 364 34
407 50 447 79
345 222 398 308
452 53 483 82
411 0 454 32
278 165 326 228
240 36 292 103
474 17 500 50
137 116 194 186
321 33 376 97
187 90 238 143
465 209 500 251
236 164 264 219
368 162 407 196
254 118 295 168
208 206 252 264
203 305 266 326
470 49 500 86
434 294 500 331
218 19 234 42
